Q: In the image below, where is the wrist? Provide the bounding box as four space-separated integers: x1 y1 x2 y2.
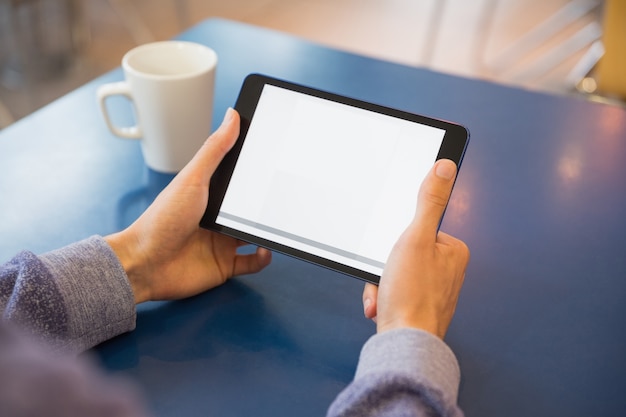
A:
105 231 151 304
377 315 447 339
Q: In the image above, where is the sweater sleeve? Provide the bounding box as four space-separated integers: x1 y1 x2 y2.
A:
0 236 136 355
327 328 464 417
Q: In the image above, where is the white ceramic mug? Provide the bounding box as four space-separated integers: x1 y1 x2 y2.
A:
98 41 217 173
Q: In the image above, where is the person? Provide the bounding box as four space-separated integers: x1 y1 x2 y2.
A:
0 108 469 416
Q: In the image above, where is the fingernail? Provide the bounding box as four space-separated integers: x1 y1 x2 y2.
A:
435 159 456 180
223 107 235 125
363 298 371 315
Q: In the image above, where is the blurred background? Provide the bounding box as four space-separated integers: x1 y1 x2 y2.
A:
0 0 623 129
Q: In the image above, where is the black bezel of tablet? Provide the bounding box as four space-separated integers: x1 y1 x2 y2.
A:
200 73 469 284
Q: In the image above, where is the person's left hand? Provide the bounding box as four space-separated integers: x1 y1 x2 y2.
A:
105 108 272 303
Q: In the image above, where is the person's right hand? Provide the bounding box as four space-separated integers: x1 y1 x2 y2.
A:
362 159 469 339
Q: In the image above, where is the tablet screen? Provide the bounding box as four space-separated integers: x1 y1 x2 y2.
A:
202 74 469 283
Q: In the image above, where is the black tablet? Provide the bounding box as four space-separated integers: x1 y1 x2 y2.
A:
201 74 469 284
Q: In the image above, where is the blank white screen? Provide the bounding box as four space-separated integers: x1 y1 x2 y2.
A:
217 85 445 276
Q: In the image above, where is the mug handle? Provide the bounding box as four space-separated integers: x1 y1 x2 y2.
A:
97 82 142 139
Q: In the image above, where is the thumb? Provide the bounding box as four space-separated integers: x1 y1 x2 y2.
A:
180 108 240 185
412 159 457 239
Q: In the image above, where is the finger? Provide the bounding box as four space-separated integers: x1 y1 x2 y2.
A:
412 159 457 240
232 247 272 276
362 283 378 319
436 231 471 264
182 108 240 185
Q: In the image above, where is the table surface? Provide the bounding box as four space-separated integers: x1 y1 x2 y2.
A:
1 18 625 417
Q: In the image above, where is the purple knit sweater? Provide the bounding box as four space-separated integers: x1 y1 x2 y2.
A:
0 236 463 416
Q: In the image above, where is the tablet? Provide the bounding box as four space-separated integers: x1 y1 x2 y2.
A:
201 74 469 284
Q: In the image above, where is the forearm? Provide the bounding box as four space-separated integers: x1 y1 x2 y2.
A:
1 236 136 355
327 328 463 417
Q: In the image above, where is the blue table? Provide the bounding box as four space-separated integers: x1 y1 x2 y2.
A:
1 18 625 417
